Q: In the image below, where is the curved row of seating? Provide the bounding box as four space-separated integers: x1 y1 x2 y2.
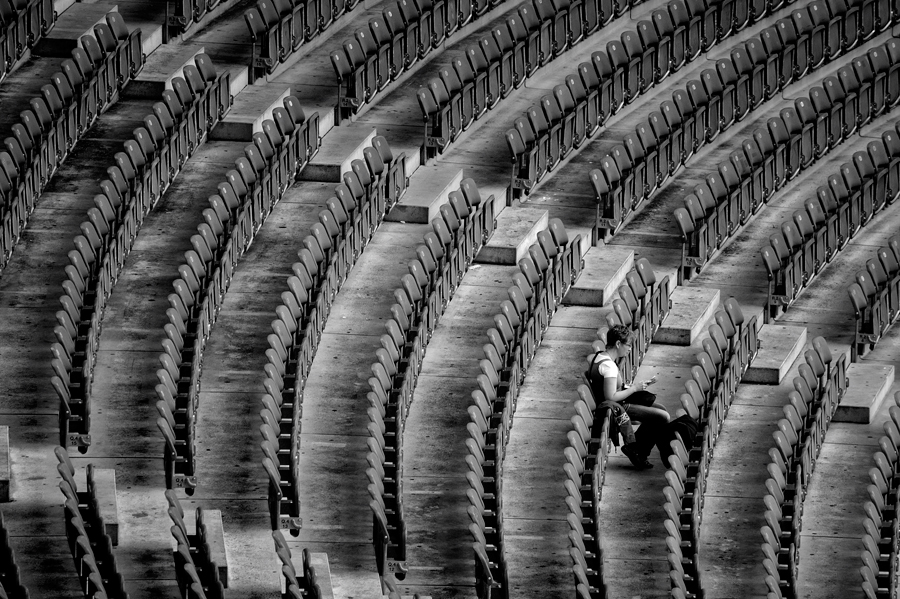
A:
338 0 509 124
565 259 671 598
154 96 320 495
247 0 359 81
759 123 899 323
258 136 407 536
52 54 230 455
467 219 582 598
165 490 226 599
762 336 847 598
598 0 892 246
666 298 757 598
0 508 28 598
505 0 744 203
55 448 127 599
848 237 900 360
272 530 328 598
0 0 56 84
682 48 900 291
0 12 143 280
367 179 494 583
860 396 900 599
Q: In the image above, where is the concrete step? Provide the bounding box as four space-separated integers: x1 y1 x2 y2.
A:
202 509 229 587
654 286 720 346
385 164 463 223
563 246 634 306
0 425 8 502
299 125 377 182
475 207 549 265
91 468 118 545
128 44 206 98
210 84 291 141
744 324 808 384
833 363 895 424
35 3 116 56
308 553 333 599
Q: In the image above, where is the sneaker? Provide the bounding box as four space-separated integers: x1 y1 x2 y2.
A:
621 446 653 470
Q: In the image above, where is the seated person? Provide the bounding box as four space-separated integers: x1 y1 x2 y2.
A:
588 324 670 469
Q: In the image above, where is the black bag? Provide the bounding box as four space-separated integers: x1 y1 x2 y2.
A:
657 413 699 465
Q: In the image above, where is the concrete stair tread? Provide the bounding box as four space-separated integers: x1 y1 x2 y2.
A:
475 207 548 265
563 246 634 307
385 164 463 224
655 286 720 346
129 44 206 97
300 125 377 182
744 324 807 384
833 363 895 423
211 84 291 140
36 3 116 56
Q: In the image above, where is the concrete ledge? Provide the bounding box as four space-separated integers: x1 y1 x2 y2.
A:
563 246 634 306
203 509 229 587
744 324 807 384
385 165 463 223
655 287 720 346
308 553 334 599
129 45 205 98
833 363 895 424
0 426 8 502
35 4 116 56
210 85 291 141
91 468 118 545
299 126 377 182
475 207 549 265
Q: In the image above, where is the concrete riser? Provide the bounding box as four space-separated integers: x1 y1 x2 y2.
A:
743 325 807 385
655 287 720 346
833 363 895 424
476 207 548 265
563 247 634 307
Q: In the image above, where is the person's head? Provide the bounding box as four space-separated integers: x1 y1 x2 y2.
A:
605 324 634 357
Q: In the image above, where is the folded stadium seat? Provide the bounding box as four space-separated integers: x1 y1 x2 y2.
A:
365 17 397 88
56 64 92 136
622 30 654 96
641 116 672 184
637 20 669 87
331 41 366 120
687 79 719 144
793 207 828 274
467 43 501 109
716 58 748 123
845 154 877 222
607 40 638 104
479 36 511 101
766 116 799 182
575 61 606 129
492 25 524 91
398 0 427 61
626 129 657 199
730 44 762 110
356 28 387 97
779 106 812 172
542 92 574 157
500 17 533 83
685 0 714 53
666 1 696 63
563 74 596 140
828 0 859 55
657 102 684 170
0 0 22 66
381 4 414 73
592 50 624 115
694 179 729 244
820 76 852 142
651 5 682 74
30 95 67 169
867 140 896 205
672 88 701 157
826 171 861 237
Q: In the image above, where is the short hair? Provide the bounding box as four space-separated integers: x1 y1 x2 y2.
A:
605 324 632 349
